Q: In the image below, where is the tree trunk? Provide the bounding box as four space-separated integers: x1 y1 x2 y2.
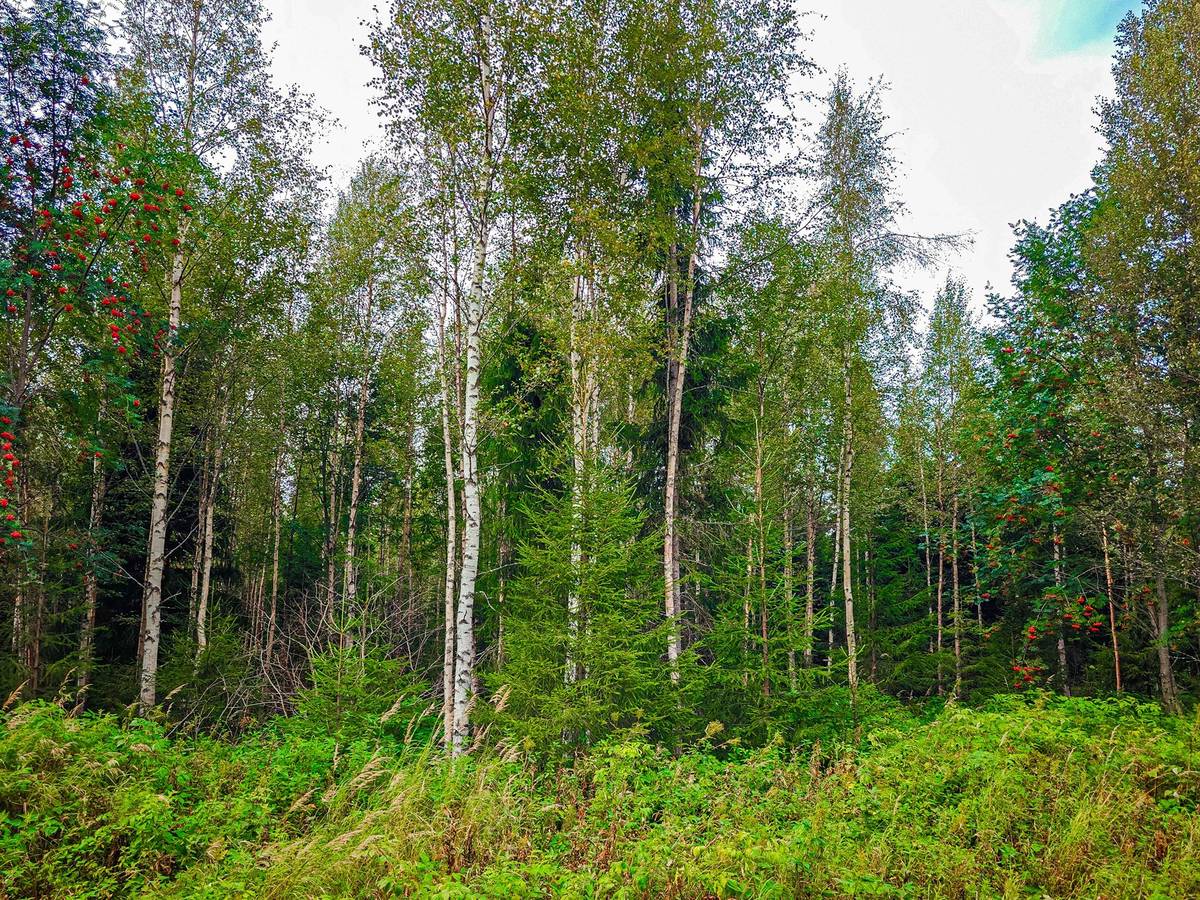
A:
970 517 982 627
934 457 945 695
341 348 371 647
918 448 933 651
828 461 841 671
867 543 878 681
840 357 857 696
567 274 586 684
188 437 209 629
1052 538 1070 696
1100 523 1121 692
663 127 705 682
951 489 961 699
754 402 768 697
784 498 795 691
196 397 230 659
804 492 815 669
321 409 344 636
265 446 283 669
450 20 496 753
1152 572 1181 714
437 236 461 750
138 246 185 715
742 534 752 687
77 455 108 699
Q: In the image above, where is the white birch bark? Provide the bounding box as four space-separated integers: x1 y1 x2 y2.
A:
138 246 185 715
196 396 230 658
450 11 497 754
840 357 857 695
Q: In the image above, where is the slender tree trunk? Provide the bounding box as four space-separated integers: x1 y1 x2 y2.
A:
918 448 933 652
754 402 769 697
450 24 497 753
321 409 345 635
196 397 230 659
951 489 962 699
970 517 982 627
138 246 185 715
496 494 508 669
437 262 460 750
784 498 796 691
828 464 841 671
1152 571 1181 714
663 128 705 681
804 492 815 669
1100 523 1121 692
840 359 857 696
342 345 371 648
1052 538 1070 696
77 456 107 699
188 439 209 629
451 241 484 753
29 503 49 692
867 543 878 681
399 449 414 620
662 245 687 680
935 457 945 695
567 274 585 684
265 447 282 669
738 534 751 685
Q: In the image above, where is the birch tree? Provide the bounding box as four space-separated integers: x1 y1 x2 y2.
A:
369 0 521 754
121 0 276 713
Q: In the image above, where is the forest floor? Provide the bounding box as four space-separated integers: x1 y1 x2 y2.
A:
1 694 1198 898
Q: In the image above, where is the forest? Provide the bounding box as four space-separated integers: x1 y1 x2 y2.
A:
2 0 1199 896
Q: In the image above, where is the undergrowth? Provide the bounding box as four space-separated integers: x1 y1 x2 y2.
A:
1 694 1198 898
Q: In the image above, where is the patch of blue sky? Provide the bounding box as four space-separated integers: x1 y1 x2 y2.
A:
1035 0 1141 56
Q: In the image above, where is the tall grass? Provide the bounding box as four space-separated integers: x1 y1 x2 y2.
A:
2 695 1198 898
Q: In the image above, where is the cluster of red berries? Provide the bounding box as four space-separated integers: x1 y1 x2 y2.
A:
1064 595 1103 634
1011 662 1043 688
0 415 20 546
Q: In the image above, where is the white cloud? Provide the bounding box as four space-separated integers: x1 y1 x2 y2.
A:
800 0 1115 311
262 0 383 187
263 0 1119 310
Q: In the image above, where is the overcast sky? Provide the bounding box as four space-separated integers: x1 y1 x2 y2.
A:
262 0 1138 311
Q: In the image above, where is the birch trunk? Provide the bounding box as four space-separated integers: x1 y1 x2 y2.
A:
663 127 705 681
784 498 795 691
1100 523 1121 692
840 359 857 695
918 452 933 651
138 247 184 715
342 346 371 645
1052 538 1070 696
934 456 945 695
828 463 841 671
196 397 230 659
450 14 497 754
437 230 461 749
754 401 768 696
188 442 209 629
742 534 752 686
566 274 585 684
804 492 815 668
77 446 108 699
951 489 961 698
265 446 282 668
321 408 344 635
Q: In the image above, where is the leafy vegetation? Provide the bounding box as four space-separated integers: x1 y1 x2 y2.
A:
3 695 1198 897
2 0 1200 894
